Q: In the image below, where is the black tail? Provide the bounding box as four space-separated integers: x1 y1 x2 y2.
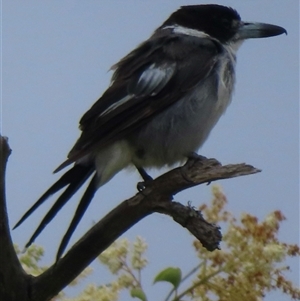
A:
56 174 97 261
13 164 96 258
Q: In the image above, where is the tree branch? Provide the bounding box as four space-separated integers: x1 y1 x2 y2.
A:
32 156 260 300
0 135 260 301
0 136 32 301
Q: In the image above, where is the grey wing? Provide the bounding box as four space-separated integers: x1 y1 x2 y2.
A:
54 60 178 172
128 62 176 97
100 62 176 117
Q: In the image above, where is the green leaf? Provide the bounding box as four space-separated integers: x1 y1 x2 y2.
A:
154 267 182 289
131 287 147 301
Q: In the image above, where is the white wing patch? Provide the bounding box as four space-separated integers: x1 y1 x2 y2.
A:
133 62 176 96
100 95 132 117
100 63 176 117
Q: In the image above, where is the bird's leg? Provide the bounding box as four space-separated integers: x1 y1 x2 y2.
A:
136 166 153 181
135 166 153 192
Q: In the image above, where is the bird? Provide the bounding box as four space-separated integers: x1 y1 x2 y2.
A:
14 4 287 261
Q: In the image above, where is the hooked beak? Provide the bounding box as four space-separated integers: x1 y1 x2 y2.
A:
237 21 287 40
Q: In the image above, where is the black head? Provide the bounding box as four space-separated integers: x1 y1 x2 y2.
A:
160 5 287 43
161 5 241 43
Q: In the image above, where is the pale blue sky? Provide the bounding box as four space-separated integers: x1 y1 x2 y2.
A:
2 1 299 300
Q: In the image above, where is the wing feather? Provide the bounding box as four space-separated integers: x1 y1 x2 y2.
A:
54 34 221 172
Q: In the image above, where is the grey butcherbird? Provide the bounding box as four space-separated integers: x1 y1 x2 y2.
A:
14 4 287 260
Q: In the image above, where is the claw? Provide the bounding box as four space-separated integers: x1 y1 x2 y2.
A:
137 181 147 192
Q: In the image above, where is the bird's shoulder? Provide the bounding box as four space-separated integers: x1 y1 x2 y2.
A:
111 29 222 81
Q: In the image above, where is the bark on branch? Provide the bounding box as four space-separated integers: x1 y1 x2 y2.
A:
0 135 261 301
0 136 32 301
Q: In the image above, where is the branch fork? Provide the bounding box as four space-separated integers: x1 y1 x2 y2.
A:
0 135 261 301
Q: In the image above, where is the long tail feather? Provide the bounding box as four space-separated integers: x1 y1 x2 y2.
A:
14 165 94 230
24 167 95 249
56 174 98 260
13 164 94 235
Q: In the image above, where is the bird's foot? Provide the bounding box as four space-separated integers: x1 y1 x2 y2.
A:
135 166 153 192
187 152 207 162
